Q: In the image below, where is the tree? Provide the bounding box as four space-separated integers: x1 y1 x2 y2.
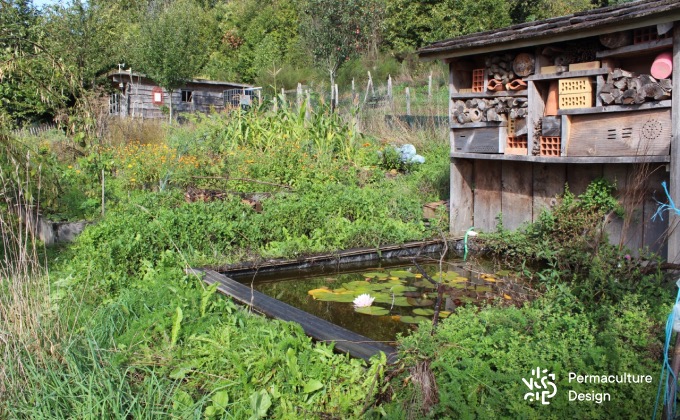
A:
383 0 512 53
298 0 381 86
133 0 210 122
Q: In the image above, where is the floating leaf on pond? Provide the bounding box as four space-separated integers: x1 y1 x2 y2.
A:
407 297 435 307
389 270 413 278
308 287 330 296
496 270 512 277
403 291 421 298
315 292 356 302
389 285 417 294
481 274 497 283
342 281 384 291
415 274 423 278
355 306 390 316
413 308 435 316
413 280 436 289
400 315 430 324
392 297 413 306
389 276 399 281
439 311 452 318
391 315 401 321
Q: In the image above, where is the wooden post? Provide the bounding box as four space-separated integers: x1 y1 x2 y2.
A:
670 22 680 263
351 79 356 104
405 87 411 116
364 71 373 103
387 75 393 111
281 88 286 107
428 71 433 101
297 83 302 109
305 90 311 120
101 168 105 216
334 84 339 110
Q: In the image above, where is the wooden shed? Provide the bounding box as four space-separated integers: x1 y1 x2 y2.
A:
418 0 680 261
107 71 260 119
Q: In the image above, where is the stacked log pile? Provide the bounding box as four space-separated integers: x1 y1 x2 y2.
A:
452 97 527 123
484 54 518 85
599 69 672 105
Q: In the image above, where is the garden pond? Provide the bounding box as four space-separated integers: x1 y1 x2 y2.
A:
231 256 533 342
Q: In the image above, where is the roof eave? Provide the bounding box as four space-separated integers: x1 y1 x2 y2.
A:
419 8 680 61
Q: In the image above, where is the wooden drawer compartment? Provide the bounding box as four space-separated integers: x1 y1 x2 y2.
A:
453 125 507 153
565 108 671 156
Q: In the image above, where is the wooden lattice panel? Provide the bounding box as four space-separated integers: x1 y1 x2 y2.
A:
472 69 485 93
540 136 561 157
558 77 592 94
506 135 528 155
566 109 671 156
633 26 670 44
559 93 592 109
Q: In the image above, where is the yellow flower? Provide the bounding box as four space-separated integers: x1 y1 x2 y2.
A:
127 164 133 168
67 165 73 169
130 178 136 183
75 170 81 174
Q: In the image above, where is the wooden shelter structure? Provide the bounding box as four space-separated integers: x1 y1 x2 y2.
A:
419 0 680 261
107 70 260 119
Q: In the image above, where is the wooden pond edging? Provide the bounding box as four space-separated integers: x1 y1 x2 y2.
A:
189 268 398 364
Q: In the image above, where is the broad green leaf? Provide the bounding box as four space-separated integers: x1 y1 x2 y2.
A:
400 315 431 324
303 380 324 393
355 306 390 316
413 308 435 316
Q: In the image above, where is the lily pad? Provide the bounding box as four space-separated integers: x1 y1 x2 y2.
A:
407 297 435 307
355 306 390 316
400 315 430 324
308 287 330 296
413 308 435 316
389 270 414 278
389 285 417 294
368 272 388 279
342 281 384 291
439 311 452 318
317 292 357 302
413 280 436 289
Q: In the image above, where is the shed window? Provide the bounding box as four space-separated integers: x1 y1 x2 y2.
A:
181 90 193 103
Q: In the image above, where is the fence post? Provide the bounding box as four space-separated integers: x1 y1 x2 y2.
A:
305 90 311 120
428 71 433 101
364 71 373 103
334 84 339 110
406 87 411 116
281 88 286 107
351 79 356 104
388 75 393 111
297 83 302 109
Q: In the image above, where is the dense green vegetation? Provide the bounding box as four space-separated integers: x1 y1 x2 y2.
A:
1 0 672 419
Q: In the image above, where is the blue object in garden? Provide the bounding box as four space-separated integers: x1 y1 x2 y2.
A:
653 181 679 221
395 144 426 164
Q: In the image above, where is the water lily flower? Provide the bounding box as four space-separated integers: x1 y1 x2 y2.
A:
353 293 375 308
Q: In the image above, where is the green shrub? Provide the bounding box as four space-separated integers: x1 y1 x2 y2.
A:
386 288 663 419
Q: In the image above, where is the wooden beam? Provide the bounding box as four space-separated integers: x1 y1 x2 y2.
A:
473 160 502 232
669 22 680 263
450 159 474 235
501 161 533 230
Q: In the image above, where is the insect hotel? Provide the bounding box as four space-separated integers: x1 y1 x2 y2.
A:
419 0 680 261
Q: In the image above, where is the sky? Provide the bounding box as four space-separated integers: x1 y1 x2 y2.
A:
32 0 59 9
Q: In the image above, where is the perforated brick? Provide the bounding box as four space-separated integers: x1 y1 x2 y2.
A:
559 92 592 109
506 135 528 155
558 77 592 94
540 136 561 157
472 69 485 93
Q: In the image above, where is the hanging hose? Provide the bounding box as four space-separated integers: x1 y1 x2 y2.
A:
653 280 680 420
463 227 476 261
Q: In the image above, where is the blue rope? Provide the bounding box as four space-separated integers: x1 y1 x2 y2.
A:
653 283 680 420
652 181 678 222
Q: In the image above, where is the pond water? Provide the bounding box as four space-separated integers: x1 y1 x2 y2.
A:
231 256 531 343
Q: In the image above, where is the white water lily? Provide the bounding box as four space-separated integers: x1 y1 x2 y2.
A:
353 293 375 308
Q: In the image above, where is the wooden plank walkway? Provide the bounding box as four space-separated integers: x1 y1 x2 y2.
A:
190 269 398 364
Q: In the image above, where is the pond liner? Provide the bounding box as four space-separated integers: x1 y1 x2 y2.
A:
188 268 399 364
215 238 462 278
